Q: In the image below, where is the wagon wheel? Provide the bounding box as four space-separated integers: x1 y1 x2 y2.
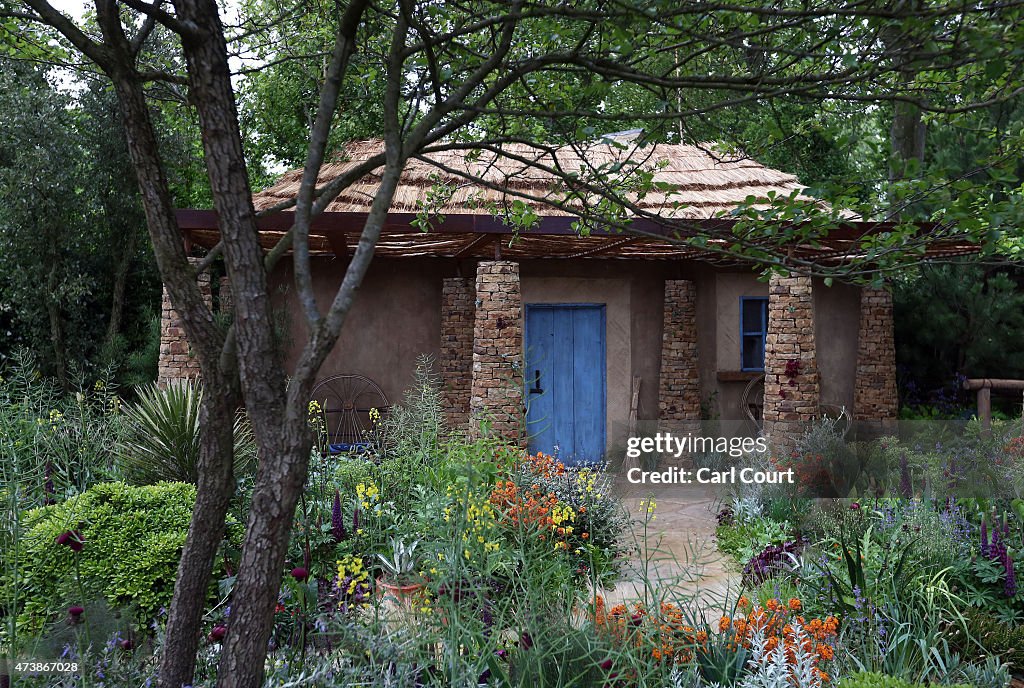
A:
742 373 766 433
310 374 390 449
819 404 852 439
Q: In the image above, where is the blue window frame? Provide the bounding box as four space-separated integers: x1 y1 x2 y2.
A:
740 297 769 371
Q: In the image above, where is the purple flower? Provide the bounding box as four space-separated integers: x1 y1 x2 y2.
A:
1005 554 1017 598
352 507 360 533
332 490 347 543
56 530 84 552
68 605 84 622
519 631 533 650
981 520 990 558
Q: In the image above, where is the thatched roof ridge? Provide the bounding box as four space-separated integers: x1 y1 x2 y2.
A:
252 136 813 220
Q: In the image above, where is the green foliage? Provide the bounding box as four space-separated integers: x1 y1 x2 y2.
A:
716 517 792 566
895 265 1024 403
838 672 972 688
956 609 1024 671
117 381 256 485
6 481 197 634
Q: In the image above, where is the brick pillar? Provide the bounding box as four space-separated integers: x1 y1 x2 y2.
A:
657 280 701 467
441 277 475 430
469 261 524 444
157 260 212 388
854 287 898 426
762 274 819 447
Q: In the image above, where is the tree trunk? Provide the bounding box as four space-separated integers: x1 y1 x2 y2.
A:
157 372 240 688
104 224 137 348
45 264 67 391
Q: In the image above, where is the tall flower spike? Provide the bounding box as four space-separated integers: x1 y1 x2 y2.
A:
332 490 347 543
1004 554 1017 598
981 519 989 558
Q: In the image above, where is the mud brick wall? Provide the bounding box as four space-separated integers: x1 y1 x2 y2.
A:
469 261 524 444
762 274 819 445
658 279 702 421
854 287 898 422
440 277 475 430
157 261 213 388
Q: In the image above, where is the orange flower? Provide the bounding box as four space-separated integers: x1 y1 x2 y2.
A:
737 596 750 609
718 616 731 632
817 643 834 661
788 598 802 611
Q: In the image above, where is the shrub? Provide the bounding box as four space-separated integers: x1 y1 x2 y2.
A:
117 380 255 485
7 481 204 634
957 608 1024 671
743 540 804 587
838 671 972 688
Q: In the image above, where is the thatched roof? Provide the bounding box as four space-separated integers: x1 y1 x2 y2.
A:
252 136 812 220
179 135 976 263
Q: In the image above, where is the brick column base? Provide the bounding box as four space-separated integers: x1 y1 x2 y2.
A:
441 277 475 431
762 274 819 450
469 261 524 445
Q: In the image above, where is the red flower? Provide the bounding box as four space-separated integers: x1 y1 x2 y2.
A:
291 567 309 582
68 605 84 622
208 625 227 642
56 530 84 552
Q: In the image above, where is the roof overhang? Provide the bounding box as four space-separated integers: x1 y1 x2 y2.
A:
176 209 979 264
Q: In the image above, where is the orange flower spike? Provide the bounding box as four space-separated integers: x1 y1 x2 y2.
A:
817 643 834 661
718 615 731 633
788 598 802 611
737 596 750 609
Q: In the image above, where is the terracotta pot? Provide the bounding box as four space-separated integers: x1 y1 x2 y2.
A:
376 577 425 606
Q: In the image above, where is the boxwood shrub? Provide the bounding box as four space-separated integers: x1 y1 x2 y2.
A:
7 481 200 634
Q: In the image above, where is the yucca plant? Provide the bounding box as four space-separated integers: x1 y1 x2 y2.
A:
118 380 255 485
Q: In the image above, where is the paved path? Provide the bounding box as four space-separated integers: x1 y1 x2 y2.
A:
600 480 738 608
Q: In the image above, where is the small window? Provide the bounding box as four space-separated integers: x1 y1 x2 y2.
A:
740 297 769 371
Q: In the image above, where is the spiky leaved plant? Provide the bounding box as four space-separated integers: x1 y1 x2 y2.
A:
118 380 255 485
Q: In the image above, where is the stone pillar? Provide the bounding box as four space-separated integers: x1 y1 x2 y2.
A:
657 280 701 467
157 260 212 388
440 277 475 431
657 279 701 421
762 274 819 447
854 287 898 427
469 261 524 445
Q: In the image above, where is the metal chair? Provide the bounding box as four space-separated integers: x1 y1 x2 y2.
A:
310 374 390 455
742 373 852 438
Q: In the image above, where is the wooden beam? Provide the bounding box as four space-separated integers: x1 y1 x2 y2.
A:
963 378 1024 391
315 230 349 258
453 233 492 258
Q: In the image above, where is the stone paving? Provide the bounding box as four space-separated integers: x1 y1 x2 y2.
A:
600 480 738 607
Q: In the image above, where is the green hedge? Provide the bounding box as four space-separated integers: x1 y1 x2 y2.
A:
7 481 197 634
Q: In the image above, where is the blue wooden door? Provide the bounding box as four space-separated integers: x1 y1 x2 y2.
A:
525 305 606 465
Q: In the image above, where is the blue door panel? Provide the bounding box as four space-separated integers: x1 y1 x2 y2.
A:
525 305 606 465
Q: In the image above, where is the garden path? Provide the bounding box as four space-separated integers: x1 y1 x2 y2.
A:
599 481 738 607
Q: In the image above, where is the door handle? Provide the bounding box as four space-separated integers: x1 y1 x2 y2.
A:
529 369 543 394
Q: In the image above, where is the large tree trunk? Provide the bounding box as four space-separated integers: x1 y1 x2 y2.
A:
158 371 240 688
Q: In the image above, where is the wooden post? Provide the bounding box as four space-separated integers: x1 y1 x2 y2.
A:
977 387 991 439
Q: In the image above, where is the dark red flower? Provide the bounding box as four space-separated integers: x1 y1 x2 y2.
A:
291 567 309 582
849 502 861 510
56 530 84 552
68 606 84 622
519 631 533 650
119 638 133 651
599 659 613 671
208 624 227 642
